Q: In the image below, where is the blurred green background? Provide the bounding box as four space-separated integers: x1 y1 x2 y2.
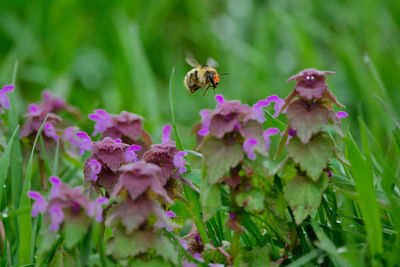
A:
1 0 399 145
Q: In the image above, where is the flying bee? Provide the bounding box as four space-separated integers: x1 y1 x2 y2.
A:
184 52 228 96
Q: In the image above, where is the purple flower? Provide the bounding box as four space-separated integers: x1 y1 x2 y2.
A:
49 206 64 231
44 122 59 141
198 110 211 136
173 151 188 174
263 128 280 151
325 169 333 178
88 197 108 222
162 125 172 143
76 132 94 155
114 161 171 203
251 100 270 123
142 142 180 183
180 239 189 250
101 111 145 142
166 211 176 218
125 144 142 162
266 95 285 118
215 94 225 107
88 159 102 181
0 85 14 113
88 109 113 136
336 111 348 118
27 191 47 216
94 197 108 222
28 104 40 115
243 138 258 160
88 137 129 173
41 90 67 113
288 128 297 137
288 68 334 100
49 176 61 199
63 127 80 147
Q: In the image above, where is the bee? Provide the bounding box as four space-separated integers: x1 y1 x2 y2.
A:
184 52 227 96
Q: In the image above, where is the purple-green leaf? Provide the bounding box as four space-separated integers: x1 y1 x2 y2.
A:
283 175 328 224
287 135 334 181
201 137 244 184
287 100 329 143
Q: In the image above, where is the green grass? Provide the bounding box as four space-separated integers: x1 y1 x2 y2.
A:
0 0 400 266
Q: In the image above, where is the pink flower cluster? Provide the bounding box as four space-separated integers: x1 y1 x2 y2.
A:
198 94 283 160
28 176 108 231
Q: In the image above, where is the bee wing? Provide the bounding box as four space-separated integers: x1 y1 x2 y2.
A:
206 57 218 68
185 51 201 67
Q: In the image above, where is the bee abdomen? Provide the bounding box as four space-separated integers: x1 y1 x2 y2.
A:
184 69 200 94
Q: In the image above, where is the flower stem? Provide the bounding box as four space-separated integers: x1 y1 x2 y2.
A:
230 231 241 262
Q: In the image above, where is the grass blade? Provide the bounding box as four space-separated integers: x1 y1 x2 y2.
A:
8 61 23 208
346 133 382 255
287 249 322 267
17 115 48 265
168 67 184 151
0 126 19 208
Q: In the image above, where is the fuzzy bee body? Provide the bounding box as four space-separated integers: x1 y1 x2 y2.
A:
183 53 220 96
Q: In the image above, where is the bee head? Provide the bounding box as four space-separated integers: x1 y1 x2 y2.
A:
208 72 219 88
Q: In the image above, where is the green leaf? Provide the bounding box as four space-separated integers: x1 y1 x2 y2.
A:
235 189 264 213
0 126 18 208
106 230 155 259
281 159 297 182
154 235 178 265
287 135 334 182
200 180 221 222
181 169 202 185
38 231 59 254
18 115 48 265
394 128 400 149
242 247 271 267
64 221 89 249
311 223 352 267
287 100 329 143
183 184 211 245
201 137 244 184
346 134 382 255
283 175 328 224
168 67 184 151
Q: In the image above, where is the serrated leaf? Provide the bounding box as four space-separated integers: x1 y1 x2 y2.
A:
281 159 297 181
107 230 155 259
287 100 329 143
64 221 89 248
154 235 178 265
200 180 221 222
235 189 264 212
283 175 328 224
242 247 271 267
287 135 333 181
201 137 244 184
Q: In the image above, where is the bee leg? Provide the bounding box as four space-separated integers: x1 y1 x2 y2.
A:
203 86 210 96
213 87 216 93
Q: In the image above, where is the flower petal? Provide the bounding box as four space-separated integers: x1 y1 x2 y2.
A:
243 138 258 160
